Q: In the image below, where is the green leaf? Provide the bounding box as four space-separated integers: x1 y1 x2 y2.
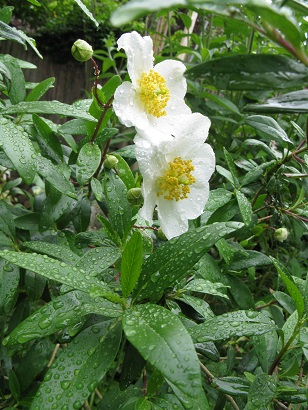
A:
235 190 252 226
8 369 20 401
226 274 254 309
246 115 292 144
104 170 132 240
0 100 95 120
190 310 276 342
0 260 19 314
201 91 242 116
0 20 42 57
253 331 278 373
1 55 26 104
212 376 250 396
58 118 90 135
76 142 101 185
26 77 55 101
121 231 143 297
30 320 122 410
245 374 277 409
36 154 77 198
183 279 229 299
73 0 99 27
186 55 308 90
270 256 305 318
229 250 272 271
123 304 206 409
134 222 243 303
33 114 63 163
91 177 104 202
23 241 80 265
75 246 121 275
97 215 122 247
113 153 135 190
111 0 185 26
223 148 239 188
175 294 215 320
0 118 36 184
3 291 122 346
243 90 308 113
0 250 122 303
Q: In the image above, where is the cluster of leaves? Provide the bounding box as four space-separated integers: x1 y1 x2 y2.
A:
0 1 308 409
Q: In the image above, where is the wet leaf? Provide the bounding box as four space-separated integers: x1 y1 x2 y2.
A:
76 142 101 185
121 231 143 297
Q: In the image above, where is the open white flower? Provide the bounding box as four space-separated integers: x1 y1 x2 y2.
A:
135 113 215 239
113 31 191 131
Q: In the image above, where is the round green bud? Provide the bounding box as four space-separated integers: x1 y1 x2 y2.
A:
103 155 118 169
71 39 93 62
127 187 143 205
274 227 289 242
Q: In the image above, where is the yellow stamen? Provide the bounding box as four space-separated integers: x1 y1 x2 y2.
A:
138 70 170 117
158 157 195 201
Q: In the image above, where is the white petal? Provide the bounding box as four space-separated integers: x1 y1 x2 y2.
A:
154 60 188 99
157 198 189 239
117 31 154 85
139 182 157 225
113 82 149 129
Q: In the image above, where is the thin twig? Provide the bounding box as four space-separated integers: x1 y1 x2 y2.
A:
47 343 60 367
95 388 103 400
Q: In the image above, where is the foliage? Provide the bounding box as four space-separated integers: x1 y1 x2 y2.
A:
0 1 308 409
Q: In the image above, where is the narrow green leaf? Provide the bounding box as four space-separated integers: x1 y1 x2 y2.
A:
3 291 122 346
36 154 77 198
253 331 278 373
135 222 243 303
270 256 305 318
73 0 99 27
235 190 252 226
26 77 55 101
246 115 292 144
121 231 143 297
104 170 132 239
229 250 271 271
190 310 276 342
33 114 63 162
0 118 36 184
212 377 250 396
183 279 228 299
226 274 254 309
30 321 122 410
0 100 95 120
243 90 308 113
97 215 122 247
76 142 101 185
113 153 135 190
0 21 42 57
91 177 104 202
22 241 80 265
223 148 239 188
123 304 205 408
8 369 20 401
0 250 122 303
0 260 19 314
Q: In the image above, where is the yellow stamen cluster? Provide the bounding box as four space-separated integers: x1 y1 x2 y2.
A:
138 70 170 118
158 157 196 201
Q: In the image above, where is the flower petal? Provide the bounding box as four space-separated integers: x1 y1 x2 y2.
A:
113 82 149 129
117 31 154 85
155 60 187 99
156 198 189 239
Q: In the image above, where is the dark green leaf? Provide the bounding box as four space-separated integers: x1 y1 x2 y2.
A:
243 90 308 113
91 177 104 202
253 331 278 373
30 320 122 410
33 114 63 162
23 241 80 265
212 376 250 396
230 250 272 271
75 246 121 275
235 190 252 226
121 231 143 297
73 0 99 27
134 222 243 303
123 304 205 408
113 153 135 190
246 115 292 144
186 55 308 90
2 55 26 104
0 260 19 314
190 310 276 342
8 369 20 401
226 274 254 309
0 118 36 184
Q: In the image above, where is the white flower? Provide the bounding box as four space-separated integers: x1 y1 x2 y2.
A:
113 31 191 131
135 113 215 239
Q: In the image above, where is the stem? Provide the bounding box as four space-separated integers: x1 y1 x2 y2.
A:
269 319 304 375
90 57 105 108
90 95 114 144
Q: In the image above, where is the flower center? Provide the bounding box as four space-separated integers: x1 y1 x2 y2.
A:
138 70 170 118
157 157 196 201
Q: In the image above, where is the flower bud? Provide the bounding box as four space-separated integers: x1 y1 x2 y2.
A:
127 187 143 205
274 227 289 242
71 39 93 62
103 155 118 169
157 227 167 241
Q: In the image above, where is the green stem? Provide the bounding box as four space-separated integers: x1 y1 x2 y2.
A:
90 95 114 144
